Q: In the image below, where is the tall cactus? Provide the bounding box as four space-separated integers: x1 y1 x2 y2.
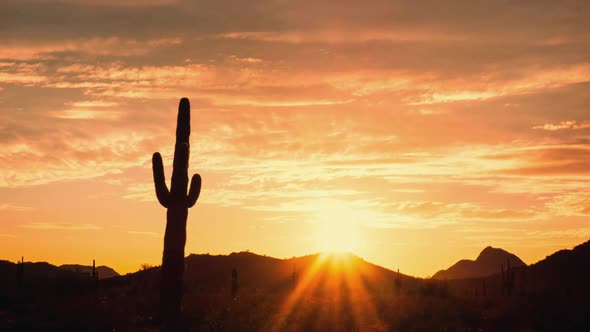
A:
394 268 402 294
92 259 99 300
16 256 24 288
231 268 239 300
501 259 515 296
152 98 202 330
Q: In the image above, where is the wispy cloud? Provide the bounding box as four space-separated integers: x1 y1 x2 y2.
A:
127 230 160 238
0 233 16 238
533 120 590 131
21 222 102 230
0 203 34 212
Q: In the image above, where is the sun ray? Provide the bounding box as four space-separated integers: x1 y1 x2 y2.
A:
340 254 385 330
268 254 328 331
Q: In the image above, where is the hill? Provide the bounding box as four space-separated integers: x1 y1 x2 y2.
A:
526 239 590 295
119 251 418 294
59 264 120 279
3 242 590 331
432 246 526 280
0 259 119 282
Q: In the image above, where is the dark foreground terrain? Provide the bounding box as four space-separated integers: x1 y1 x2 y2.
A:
1 240 589 331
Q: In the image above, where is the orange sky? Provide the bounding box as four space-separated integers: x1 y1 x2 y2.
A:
1 0 590 277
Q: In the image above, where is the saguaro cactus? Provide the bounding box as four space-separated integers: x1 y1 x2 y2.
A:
395 269 402 294
92 259 99 300
152 98 202 330
292 263 299 289
501 259 515 296
16 256 24 288
231 268 239 299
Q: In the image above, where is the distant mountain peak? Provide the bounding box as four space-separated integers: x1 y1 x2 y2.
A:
432 246 526 280
479 245 497 254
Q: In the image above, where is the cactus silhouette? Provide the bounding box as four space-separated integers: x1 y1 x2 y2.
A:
394 268 402 294
16 256 24 288
292 263 299 289
231 268 239 299
501 258 515 296
152 98 202 330
92 259 99 300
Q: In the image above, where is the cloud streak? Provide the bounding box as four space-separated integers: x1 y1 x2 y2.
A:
21 222 102 230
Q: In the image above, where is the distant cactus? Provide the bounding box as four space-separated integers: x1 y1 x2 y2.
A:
92 259 99 300
231 268 239 299
292 263 299 288
16 256 24 288
394 269 402 294
520 266 527 296
91 259 96 280
152 98 202 330
501 258 515 296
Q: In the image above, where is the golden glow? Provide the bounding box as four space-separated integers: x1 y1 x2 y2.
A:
269 253 385 331
312 199 364 253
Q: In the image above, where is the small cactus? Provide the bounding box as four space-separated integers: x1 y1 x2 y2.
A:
292 263 299 288
394 269 402 294
92 259 99 300
152 98 202 330
16 256 24 288
231 268 239 299
520 266 527 295
501 259 515 296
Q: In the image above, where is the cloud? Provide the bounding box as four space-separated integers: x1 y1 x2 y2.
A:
545 192 590 217
127 230 160 237
533 120 590 131
491 146 590 176
21 222 102 230
1 0 590 274
50 109 122 120
0 203 34 212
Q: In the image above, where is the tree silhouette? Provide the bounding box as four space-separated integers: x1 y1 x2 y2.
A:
152 98 202 331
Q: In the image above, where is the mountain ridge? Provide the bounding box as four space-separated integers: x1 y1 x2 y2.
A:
59 264 120 279
432 246 526 280
0 260 120 280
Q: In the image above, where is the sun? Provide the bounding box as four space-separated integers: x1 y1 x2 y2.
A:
311 199 365 253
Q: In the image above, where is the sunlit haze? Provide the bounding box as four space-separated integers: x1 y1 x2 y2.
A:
1 0 589 277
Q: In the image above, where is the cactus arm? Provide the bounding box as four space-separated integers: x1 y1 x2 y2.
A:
152 152 170 208
187 174 201 207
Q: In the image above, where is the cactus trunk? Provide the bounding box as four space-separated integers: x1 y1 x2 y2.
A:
152 98 201 331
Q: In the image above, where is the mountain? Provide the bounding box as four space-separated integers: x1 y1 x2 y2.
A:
432 246 526 280
121 251 419 293
526 239 590 294
0 260 119 282
3 243 590 331
59 264 120 279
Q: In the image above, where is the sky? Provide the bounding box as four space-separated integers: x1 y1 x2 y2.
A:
1 0 589 277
